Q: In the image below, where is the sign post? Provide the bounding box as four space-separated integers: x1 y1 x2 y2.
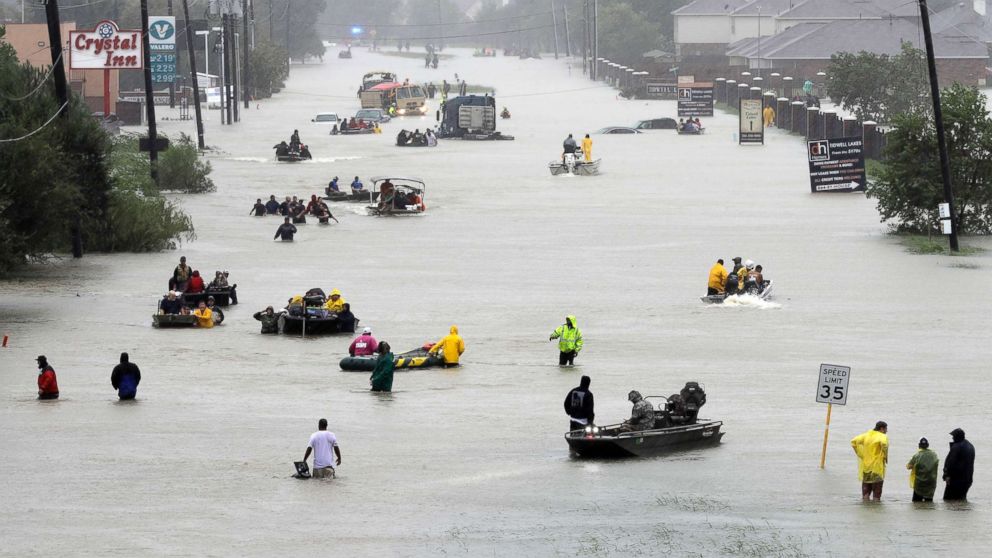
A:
816 363 851 468
806 137 866 193
739 98 764 145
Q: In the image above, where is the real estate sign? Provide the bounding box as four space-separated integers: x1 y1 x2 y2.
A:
677 83 714 117
806 136 867 193
739 99 763 145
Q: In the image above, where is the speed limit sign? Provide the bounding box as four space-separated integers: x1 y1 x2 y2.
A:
816 364 850 405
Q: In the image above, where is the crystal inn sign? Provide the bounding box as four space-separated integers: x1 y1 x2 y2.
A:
69 20 143 69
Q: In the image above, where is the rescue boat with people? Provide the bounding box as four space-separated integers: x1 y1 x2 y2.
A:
152 314 198 328
565 382 724 458
274 144 313 161
279 288 359 335
339 345 444 371
366 176 426 216
549 152 601 176
700 280 774 304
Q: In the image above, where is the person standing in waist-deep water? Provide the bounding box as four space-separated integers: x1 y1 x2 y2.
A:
906 437 939 502
370 342 395 392
852 421 889 501
110 352 141 400
250 198 266 216
564 375 595 431
428 325 465 367
253 306 281 334
274 217 298 241
303 418 341 479
943 428 975 501
36 355 59 400
550 315 583 366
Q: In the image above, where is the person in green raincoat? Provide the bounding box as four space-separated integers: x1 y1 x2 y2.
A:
907 437 940 502
370 342 395 392
550 315 583 366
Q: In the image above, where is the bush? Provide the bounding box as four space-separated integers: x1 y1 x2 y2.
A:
158 133 215 193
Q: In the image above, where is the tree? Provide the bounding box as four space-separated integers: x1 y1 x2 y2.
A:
248 40 290 97
826 42 930 124
596 0 663 67
868 84 992 234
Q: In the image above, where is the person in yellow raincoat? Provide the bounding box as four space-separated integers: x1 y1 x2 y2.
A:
550 315 583 366
707 259 728 295
851 421 888 500
763 105 775 127
324 289 346 312
193 301 214 328
581 134 593 162
428 325 465 367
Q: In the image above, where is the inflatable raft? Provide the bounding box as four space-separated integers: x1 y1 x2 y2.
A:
340 346 443 371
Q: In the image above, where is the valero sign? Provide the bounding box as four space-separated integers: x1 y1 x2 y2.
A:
69 20 143 70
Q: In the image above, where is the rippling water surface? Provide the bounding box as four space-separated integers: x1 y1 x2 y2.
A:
1 48 990 557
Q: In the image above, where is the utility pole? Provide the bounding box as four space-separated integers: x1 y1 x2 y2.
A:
223 13 234 124
232 20 239 122
562 2 571 57
436 0 442 51
581 0 588 73
551 0 559 60
44 0 80 258
140 0 160 184
918 0 959 251
181 0 205 149
592 0 598 80
243 0 251 108
167 0 176 108
285 0 291 62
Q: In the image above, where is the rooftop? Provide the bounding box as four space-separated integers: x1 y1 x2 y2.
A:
673 0 752 16
774 0 889 19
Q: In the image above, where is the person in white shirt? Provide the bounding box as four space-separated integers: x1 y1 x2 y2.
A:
303 418 342 478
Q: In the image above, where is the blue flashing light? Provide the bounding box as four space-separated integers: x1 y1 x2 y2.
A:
351 26 363 35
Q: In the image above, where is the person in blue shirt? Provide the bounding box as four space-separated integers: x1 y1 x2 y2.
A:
264 195 280 214
351 176 364 194
328 176 340 193
111 352 141 400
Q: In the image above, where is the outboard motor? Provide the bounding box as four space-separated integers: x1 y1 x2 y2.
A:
725 273 739 294
563 152 577 173
680 382 706 423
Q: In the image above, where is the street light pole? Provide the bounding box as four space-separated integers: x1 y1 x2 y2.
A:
182 0 205 149
918 0 959 251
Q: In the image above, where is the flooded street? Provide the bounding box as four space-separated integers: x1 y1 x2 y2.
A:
2 49 990 556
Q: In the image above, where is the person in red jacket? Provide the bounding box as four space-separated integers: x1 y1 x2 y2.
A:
186 270 205 294
36 355 59 400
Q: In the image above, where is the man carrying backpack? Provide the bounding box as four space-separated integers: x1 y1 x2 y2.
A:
564 375 595 431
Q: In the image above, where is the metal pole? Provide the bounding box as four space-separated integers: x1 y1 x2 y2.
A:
181 0 205 149
285 0 291 60
756 7 761 79
581 0 588 74
44 0 80 258
232 25 240 122
551 0 559 60
562 2 571 57
436 0 442 51
918 0 959 251
819 403 832 469
168 0 176 108
140 0 160 184
243 0 251 108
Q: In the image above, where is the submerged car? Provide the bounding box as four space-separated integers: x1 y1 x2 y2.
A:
355 108 391 123
634 117 678 130
311 112 341 125
593 126 642 134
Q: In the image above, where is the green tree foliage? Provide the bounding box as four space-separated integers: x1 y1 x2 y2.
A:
868 84 992 234
596 1 663 67
248 40 290 98
826 42 930 124
0 26 194 273
252 0 327 60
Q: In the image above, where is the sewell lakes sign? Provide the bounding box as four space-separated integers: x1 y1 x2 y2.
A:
69 20 143 70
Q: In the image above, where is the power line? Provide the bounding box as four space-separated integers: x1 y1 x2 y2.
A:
317 11 553 28
355 23 556 42
0 101 69 143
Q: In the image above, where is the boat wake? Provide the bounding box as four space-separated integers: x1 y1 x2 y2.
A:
712 294 781 309
223 156 269 163
308 156 363 163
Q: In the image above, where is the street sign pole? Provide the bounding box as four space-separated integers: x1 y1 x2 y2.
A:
820 403 832 469
816 363 851 469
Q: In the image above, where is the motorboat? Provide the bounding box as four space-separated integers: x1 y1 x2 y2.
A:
331 126 375 135
275 143 312 161
338 48 352 59
676 125 705 135
550 153 601 176
279 288 358 335
339 345 443 371
565 382 724 458
367 176 426 216
182 286 237 307
324 190 380 203
700 280 773 304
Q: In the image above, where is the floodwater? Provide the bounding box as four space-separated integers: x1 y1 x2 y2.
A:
2 48 991 557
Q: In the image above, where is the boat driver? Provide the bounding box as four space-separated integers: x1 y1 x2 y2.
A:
351 176 364 194
621 390 655 432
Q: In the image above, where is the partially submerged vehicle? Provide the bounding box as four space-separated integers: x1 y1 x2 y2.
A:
436 95 514 140
634 117 678 130
565 382 724 458
339 345 443 371
594 126 641 135
338 48 352 59
367 177 426 216
356 108 391 123
550 152 601 176
280 288 358 335
700 280 774 304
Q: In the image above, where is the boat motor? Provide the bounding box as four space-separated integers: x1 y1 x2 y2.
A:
665 382 707 425
563 153 577 174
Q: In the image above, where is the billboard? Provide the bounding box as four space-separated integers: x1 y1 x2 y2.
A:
806 137 867 193
677 84 714 117
69 20 143 70
739 99 764 145
149 16 177 84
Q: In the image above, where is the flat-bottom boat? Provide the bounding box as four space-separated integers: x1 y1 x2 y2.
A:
324 191 380 202
565 420 724 458
281 313 358 335
549 156 601 176
153 314 198 328
700 280 773 304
